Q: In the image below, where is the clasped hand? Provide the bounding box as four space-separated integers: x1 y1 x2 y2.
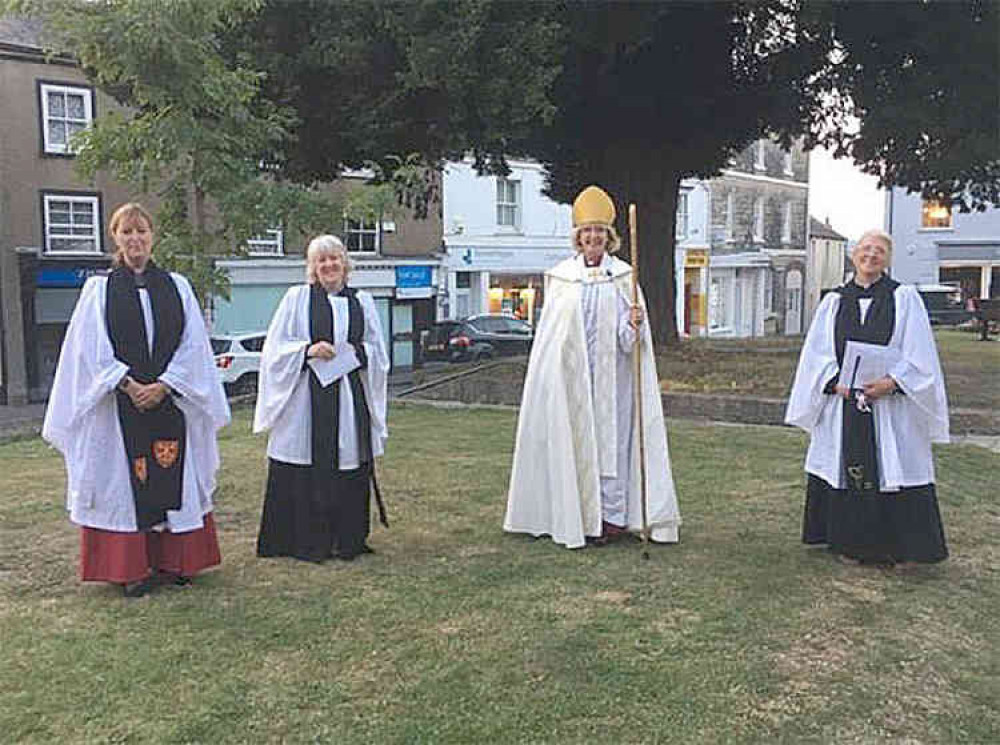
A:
833 375 897 401
127 380 168 411
308 341 336 360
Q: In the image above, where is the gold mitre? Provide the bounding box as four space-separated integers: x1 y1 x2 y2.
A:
572 185 615 227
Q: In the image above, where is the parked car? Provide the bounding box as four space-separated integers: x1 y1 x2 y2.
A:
426 314 534 363
422 320 466 362
916 284 973 326
211 332 266 395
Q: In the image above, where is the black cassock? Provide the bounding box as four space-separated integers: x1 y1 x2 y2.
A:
257 284 387 562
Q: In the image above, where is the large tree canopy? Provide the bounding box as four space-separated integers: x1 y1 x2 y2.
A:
8 0 996 339
228 0 995 344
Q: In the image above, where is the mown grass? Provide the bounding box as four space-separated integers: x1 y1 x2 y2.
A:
1 405 997 744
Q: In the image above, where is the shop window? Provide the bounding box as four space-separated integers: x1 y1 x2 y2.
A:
39 82 94 155
921 200 952 229
42 192 101 254
496 178 521 229
344 216 379 252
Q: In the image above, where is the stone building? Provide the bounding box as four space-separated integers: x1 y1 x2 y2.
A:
705 137 809 337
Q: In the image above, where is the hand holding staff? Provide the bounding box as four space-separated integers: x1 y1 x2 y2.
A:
629 204 651 558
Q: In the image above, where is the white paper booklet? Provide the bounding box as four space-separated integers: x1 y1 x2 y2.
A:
307 343 361 387
838 340 901 389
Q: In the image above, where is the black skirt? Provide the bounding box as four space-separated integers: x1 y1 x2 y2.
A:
802 473 948 563
257 458 373 562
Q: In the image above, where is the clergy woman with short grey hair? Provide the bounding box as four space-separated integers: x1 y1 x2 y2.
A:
254 235 390 562
786 228 949 567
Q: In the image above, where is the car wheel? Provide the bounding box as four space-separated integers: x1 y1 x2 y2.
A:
235 373 258 396
474 350 493 363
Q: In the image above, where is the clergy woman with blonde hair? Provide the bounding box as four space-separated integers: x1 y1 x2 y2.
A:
254 235 390 562
43 202 230 598
786 228 949 567
504 186 681 548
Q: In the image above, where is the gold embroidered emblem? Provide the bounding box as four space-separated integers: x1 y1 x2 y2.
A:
152 439 180 469
847 465 865 491
133 456 148 484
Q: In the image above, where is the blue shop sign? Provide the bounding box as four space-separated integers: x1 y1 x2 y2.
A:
395 265 432 288
36 267 104 288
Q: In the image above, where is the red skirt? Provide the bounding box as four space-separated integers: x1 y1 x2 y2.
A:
80 512 222 584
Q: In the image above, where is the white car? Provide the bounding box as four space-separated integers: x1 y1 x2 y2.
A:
211 332 266 395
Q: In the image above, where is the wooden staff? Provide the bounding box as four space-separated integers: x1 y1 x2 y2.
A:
629 204 651 559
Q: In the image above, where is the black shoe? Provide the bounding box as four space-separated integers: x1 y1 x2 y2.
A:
122 579 152 598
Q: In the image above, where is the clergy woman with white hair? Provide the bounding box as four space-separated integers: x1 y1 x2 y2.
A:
254 235 390 562
504 186 681 549
43 202 230 598
785 228 949 567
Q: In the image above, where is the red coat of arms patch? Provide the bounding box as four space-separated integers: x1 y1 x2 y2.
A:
152 439 180 469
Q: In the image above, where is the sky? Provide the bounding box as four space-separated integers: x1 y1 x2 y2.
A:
807 146 885 243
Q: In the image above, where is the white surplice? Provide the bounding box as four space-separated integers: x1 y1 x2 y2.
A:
42 273 231 533
784 283 949 490
504 254 682 549
253 285 389 469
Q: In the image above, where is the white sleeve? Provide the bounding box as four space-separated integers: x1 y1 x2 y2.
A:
42 277 128 453
359 291 390 454
159 273 231 430
785 292 840 432
889 286 950 442
253 286 310 434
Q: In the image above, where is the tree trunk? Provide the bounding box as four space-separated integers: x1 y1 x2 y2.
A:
610 157 682 348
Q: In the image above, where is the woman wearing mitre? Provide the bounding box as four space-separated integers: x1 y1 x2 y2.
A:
504 185 681 549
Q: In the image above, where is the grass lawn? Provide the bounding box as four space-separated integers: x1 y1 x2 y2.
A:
1 405 998 743
656 328 999 409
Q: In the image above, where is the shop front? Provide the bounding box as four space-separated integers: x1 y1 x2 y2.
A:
24 258 110 400
443 244 573 324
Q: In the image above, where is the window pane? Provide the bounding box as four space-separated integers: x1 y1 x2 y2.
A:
48 121 67 145
47 92 65 117
67 93 85 119
71 202 94 220
68 122 87 138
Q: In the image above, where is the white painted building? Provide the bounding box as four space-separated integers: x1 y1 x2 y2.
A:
441 158 574 324
886 187 1000 301
441 158 705 336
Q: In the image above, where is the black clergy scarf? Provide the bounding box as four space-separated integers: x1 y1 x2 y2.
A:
833 274 899 496
105 263 187 530
307 284 388 527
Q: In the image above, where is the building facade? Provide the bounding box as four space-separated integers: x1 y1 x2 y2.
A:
441 158 573 325
213 172 444 370
1 19 141 403
440 158 704 337
705 137 810 337
805 216 848 326
886 186 1000 302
